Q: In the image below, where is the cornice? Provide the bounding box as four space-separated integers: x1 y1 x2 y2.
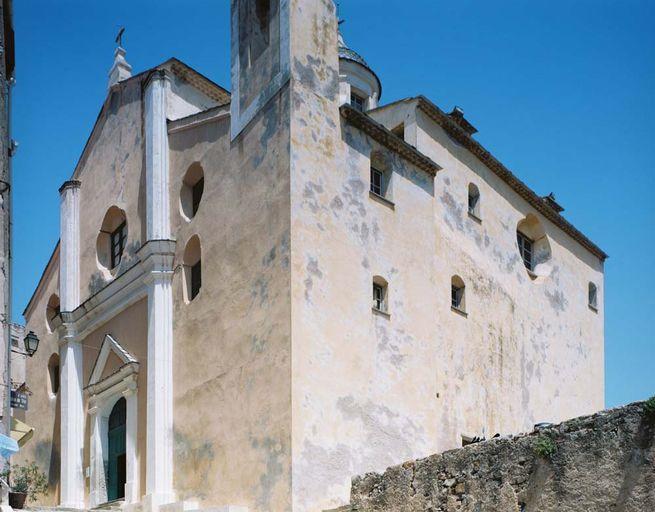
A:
340 104 441 177
415 96 608 261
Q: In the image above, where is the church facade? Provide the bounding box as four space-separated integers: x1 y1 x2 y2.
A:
15 1 605 511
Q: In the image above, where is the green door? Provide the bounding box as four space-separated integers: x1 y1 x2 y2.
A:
107 397 126 501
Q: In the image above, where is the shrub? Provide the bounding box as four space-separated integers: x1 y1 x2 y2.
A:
644 396 655 416
0 462 48 500
533 435 557 459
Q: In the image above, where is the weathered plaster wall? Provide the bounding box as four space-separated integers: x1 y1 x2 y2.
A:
412 106 604 450
349 401 654 512
289 1 439 510
16 251 61 505
168 91 292 510
76 78 145 302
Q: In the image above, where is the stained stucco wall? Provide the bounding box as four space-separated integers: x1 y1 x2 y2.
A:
16 252 61 505
168 93 292 510
76 78 145 302
412 106 604 448
288 1 442 510
288 4 604 511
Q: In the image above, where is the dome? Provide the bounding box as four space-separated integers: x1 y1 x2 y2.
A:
338 31 382 110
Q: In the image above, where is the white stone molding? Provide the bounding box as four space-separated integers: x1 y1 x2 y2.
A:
58 180 85 509
86 366 139 508
145 70 172 241
144 267 175 507
108 46 133 89
88 334 138 387
144 70 176 506
59 180 81 312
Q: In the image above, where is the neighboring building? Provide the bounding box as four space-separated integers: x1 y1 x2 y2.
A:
0 0 15 467
16 2 605 512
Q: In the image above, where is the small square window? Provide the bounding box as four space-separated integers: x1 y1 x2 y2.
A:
110 221 127 269
351 93 365 112
451 285 465 310
517 231 534 271
373 282 387 312
370 167 384 196
190 260 202 300
588 282 598 310
192 177 204 217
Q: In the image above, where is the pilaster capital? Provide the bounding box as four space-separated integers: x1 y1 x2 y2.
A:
138 239 176 275
58 180 81 194
144 68 171 90
58 321 80 346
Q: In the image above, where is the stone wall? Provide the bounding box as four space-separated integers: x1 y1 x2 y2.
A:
347 401 654 512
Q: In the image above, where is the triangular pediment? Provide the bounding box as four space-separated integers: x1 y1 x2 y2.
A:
88 334 138 388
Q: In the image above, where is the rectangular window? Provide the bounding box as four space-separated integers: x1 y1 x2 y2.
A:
589 285 598 309
372 283 386 312
370 167 384 196
517 231 533 271
468 194 479 215
351 93 365 112
110 222 127 269
451 285 464 310
191 260 202 300
192 177 204 216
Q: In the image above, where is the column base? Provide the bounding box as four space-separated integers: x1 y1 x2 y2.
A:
125 493 177 512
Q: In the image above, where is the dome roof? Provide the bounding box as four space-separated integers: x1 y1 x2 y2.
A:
338 31 382 100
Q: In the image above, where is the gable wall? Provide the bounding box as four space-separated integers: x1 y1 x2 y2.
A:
77 78 146 304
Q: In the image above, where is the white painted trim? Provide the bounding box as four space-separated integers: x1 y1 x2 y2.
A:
88 334 138 387
58 180 85 509
230 0 290 139
88 373 139 507
145 71 172 240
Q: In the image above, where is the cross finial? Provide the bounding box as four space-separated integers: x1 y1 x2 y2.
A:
115 27 125 48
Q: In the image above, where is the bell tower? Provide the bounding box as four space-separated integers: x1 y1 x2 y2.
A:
230 0 290 139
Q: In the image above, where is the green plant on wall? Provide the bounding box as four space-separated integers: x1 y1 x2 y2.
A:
533 435 557 459
0 462 48 500
644 396 655 416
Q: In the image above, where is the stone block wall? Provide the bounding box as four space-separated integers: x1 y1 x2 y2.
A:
346 401 654 512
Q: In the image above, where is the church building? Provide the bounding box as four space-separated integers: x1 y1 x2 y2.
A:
15 1 605 511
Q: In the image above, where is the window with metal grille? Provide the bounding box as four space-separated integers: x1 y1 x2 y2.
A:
370 167 384 196
372 282 386 312
190 260 202 300
192 177 204 217
351 93 365 112
110 222 127 269
517 231 533 271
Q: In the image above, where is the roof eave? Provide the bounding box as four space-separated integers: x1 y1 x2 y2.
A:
340 104 441 176
415 95 608 261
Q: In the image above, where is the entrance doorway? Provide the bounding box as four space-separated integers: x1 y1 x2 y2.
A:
107 397 126 501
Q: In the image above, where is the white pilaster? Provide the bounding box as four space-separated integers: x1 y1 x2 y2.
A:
58 180 85 509
145 70 171 241
88 406 107 508
145 269 174 506
144 68 175 509
124 386 139 504
59 181 80 311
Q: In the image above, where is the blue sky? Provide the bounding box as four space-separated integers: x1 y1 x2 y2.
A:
11 1 654 408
